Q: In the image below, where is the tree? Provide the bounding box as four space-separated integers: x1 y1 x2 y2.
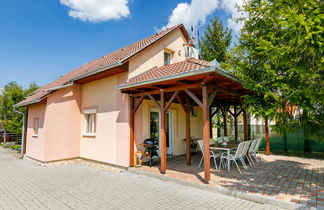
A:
199 17 233 64
0 81 39 136
234 0 324 141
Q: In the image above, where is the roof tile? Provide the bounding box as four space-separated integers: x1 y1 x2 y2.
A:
118 58 211 88
16 24 184 107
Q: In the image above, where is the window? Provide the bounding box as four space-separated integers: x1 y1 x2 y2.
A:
84 109 96 136
164 51 172 65
33 118 39 136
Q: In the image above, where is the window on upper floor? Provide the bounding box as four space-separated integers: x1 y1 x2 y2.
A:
164 51 173 65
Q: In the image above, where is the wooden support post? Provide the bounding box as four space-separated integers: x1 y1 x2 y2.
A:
129 95 145 167
221 106 228 136
223 110 228 136
202 84 210 181
185 97 191 165
243 110 248 141
234 105 238 140
129 96 135 166
265 117 270 155
160 92 167 173
209 107 213 138
177 95 191 165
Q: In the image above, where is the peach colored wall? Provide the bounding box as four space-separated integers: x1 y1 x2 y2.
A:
128 28 188 78
134 100 203 156
44 85 82 161
26 102 47 161
25 27 193 166
80 74 129 167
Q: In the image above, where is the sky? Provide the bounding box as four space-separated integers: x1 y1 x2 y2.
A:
0 0 244 89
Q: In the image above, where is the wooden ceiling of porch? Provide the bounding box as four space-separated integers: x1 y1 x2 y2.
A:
121 72 251 106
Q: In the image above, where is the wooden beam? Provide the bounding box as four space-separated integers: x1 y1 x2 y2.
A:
184 89 202 107
176 95 188 113
220 106 229 137
131 95 145 115
129 96 135 167
202 84 211 181
228 109 234 117
160 92 167 173
211 107 220 118
148 94 161 111
265 117 270 155
176 95 191 165
208 83 241 96
164 91 179 111
185 97 191 165
133 83 201 97
208 91 217 108
234 105 238 140
236 108 244 117
243 110 248 141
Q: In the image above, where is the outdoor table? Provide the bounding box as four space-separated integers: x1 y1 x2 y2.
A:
210 143 239 172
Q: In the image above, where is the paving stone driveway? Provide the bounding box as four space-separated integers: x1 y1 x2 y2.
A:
0 148 281 210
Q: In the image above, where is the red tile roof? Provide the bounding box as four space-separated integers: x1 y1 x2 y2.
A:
15 24 187 107
117 58 211 89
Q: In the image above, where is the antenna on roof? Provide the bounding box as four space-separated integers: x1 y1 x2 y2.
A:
190 26 198 45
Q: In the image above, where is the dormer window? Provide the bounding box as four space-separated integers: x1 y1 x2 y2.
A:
164 51 172 65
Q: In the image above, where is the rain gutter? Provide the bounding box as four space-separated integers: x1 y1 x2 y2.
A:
71 62 123 82
116 66 241 90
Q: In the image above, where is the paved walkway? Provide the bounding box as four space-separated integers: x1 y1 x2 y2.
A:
138 153 324 209
0 148 280 210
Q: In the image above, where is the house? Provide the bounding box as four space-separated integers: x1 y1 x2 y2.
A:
15 24 250 181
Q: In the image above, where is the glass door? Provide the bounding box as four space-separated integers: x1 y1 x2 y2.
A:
149 110 173 155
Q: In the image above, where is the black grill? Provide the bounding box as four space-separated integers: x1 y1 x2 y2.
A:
143 138 160 167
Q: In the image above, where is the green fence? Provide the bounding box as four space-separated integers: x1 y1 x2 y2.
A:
221 124 324 153
257 128 324 153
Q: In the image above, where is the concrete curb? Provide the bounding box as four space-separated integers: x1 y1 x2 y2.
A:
127 168 313 210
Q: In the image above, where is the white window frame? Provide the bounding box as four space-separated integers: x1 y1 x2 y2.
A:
32 117 39 137
83 109 96 137
164 51 173 65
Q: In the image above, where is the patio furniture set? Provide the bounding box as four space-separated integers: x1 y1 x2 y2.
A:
197 137 263 173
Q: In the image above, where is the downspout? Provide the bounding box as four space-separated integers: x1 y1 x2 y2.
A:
13 108 25 159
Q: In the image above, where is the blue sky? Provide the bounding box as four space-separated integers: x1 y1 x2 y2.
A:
0 0 240 89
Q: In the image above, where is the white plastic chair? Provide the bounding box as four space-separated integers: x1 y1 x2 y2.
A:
216 137 224 144
251 138 262 162
222 136 230 142
220 141 245 173
247 139 257 165
240 140 252 169
197 140 220 170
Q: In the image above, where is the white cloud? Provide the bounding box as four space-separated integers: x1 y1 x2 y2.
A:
220 0 246 33
60 0 130 22
161 0 246 34
162 0 220 31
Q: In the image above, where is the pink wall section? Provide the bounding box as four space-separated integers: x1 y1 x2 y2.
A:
25 85 82 162
115 73 130 167
26 102 47 161
44 85 82 161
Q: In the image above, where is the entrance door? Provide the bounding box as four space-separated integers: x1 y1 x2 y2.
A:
149 110 173 155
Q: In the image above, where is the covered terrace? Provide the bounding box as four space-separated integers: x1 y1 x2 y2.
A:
117 58 252 181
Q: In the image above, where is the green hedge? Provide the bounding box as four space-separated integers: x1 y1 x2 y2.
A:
10 145 21 152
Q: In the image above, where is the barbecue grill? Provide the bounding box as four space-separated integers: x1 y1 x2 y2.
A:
143 138 159 167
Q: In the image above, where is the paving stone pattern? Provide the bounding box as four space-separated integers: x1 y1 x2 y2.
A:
0 148 280 210
139 153 324 209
